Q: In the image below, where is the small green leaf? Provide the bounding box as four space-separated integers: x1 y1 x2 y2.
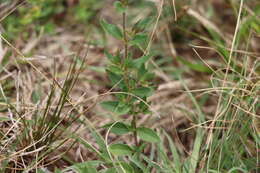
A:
101 101 119 112
102 122 131 135
117 105 131 115
132 17 153 33
104 50 114 60
76 137 109 161
133 54 152 68
37 169 48 173
114 1 126 13
176 56 212 73
105 51 121 63
132 87 153 97
100 101 130 115
103 168 118 173
108 65 123 75
73 162 99 173
163 130 181 172
107 70 123 85
121 162 135 173
142 155 162 171
130 33 148 45
133 143 147 153
137 64 147 78
109 144 133 156
100 19 123 39
123 58 135 69
104 168 117 173
31 90 41 103
129 155 146 172
137 127 160 143
138 101 150 114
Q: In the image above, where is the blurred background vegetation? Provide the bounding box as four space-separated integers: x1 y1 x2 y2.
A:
1 0 103 39
0 0 259 172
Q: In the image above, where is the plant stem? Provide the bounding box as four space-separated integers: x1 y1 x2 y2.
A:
132 114 139 146
123 12 128 60
122 11 130 97
122 3 138 147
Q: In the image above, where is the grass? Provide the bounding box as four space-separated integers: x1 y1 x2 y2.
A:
0 0 259 172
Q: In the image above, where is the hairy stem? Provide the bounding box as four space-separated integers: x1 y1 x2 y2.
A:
132 114 139 146
123 12 128 59
122 2 138 147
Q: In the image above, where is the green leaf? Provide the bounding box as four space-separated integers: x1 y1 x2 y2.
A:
102 122 131 135
117 104 131 115
137 127 160 143
189 128 204 173
109 144 133 156
108 65 123 75
132 17 153 33
104 168 117 173
142 155 162 171
133 143 147 153
114 1 126 13
132 87 153 98
137 64 154 82
104 50 114 60
76 137 109 161
38 169 49 173
121 162 135 173
123 58 135 69
129 155 146 172
31 90 41 103
130 33 148 45
72 162 99 173
107 70 123 85
100 101 130 115
101 101 118 112
100 19 123 39
163 130 181 172
138 101 150 114
104 51 121 63
176 56 212 73
54 170 62 173
133 54 152 68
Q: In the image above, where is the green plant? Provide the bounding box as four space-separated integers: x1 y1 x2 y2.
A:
98 0 161 172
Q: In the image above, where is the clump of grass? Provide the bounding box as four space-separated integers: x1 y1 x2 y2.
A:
0 50 87 172
162 0 260 172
